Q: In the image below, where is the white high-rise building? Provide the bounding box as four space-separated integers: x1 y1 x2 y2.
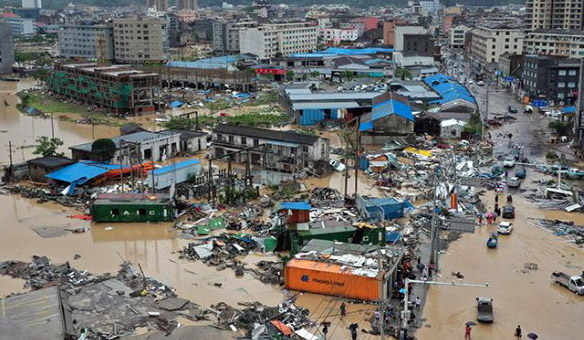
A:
239 22 317 59
22 0 42 9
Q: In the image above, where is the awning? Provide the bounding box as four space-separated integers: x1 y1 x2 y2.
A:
276 201 312 211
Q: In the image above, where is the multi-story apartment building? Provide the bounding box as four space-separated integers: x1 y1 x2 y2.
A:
113 17 168 64
212 20 257 55
525 0 584 31
449 25 469 49
146 0 169 11
22 0 42 8
522 55 580 103
319 28 359 46
239 22 318 59
471 23 523 65
394 25 428 52
58 25 114 61
0 23 14 75
0 13 35 36
212 124 330 174
524 29 584 58
177 0 197 11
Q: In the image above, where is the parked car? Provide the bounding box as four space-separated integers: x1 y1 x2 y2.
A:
498 221 513 234
476 297 494 323
329 159 346 172
508 105 518 114
551 272 584 295
502 205 515 218
523 105 533 114
507 176 521 188
477 80 485 86
515 167 526 179
503 156 516 168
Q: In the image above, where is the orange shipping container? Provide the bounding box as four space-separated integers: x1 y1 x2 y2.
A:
285 259 380 301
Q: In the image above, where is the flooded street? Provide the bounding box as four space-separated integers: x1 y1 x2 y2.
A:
418 191 584 340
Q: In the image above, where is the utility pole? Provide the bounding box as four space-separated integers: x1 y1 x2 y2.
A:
401 279 489 335
50 112 54 139
354 116 360 195
378 249 385 340
344 124 349 199
429 169 439 270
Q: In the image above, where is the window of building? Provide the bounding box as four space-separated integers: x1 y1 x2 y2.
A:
559 70 567 76
254 139 259 146
241 137 246 145
558 82 566 88
569 70 577 76
228 135 234 144
568 82 576 88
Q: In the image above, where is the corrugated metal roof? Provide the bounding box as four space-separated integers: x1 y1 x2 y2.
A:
424 74 477 105
0 287 67 339
70 131 180 152
292 101 361 110
288 92 380 101
277 201 312 211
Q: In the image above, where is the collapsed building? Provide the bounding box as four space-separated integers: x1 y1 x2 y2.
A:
47 63 160 115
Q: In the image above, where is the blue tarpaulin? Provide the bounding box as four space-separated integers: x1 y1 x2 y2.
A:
169 101 184 108
45 162 115 184
562 106 576 114
234 92 252 98
276 202 312 211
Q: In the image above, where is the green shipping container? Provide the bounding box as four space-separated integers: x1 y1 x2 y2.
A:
297 226 385 247
91 195 174 223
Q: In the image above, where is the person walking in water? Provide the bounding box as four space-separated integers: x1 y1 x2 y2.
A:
514 325 522 339
415 296 421 312
340 302 346 318
464 325 472 339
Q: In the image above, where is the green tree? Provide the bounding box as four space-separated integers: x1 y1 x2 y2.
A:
463 113 483 135
395 68 413 80
286 70 294 81
91 138 117 163
549 121 571 136
33 137 64 157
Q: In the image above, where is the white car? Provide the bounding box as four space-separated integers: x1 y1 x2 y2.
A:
503 156 516 168
498 221 513 234
329 159 346 172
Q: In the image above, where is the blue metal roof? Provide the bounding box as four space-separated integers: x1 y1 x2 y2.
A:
424 74 476 105
169 101 184 108
152 159 201 176
277 201 312 211
45 162 114 184
360 98 414 131
292 47 394 58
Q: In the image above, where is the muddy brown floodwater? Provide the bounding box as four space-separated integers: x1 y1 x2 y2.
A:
0 81 384 339
417 190 584 340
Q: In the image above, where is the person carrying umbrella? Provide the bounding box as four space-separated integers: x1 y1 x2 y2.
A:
514 325 522 339
527 332 538 340
464 324 472 339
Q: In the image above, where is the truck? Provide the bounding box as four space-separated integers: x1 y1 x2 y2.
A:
550 272 584 295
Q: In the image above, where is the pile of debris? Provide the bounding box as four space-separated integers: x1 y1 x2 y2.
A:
311 187 344 208
8 185 88 208
0 255 90 290
212 300 318 339
178 234 263 275
528 218 584 244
